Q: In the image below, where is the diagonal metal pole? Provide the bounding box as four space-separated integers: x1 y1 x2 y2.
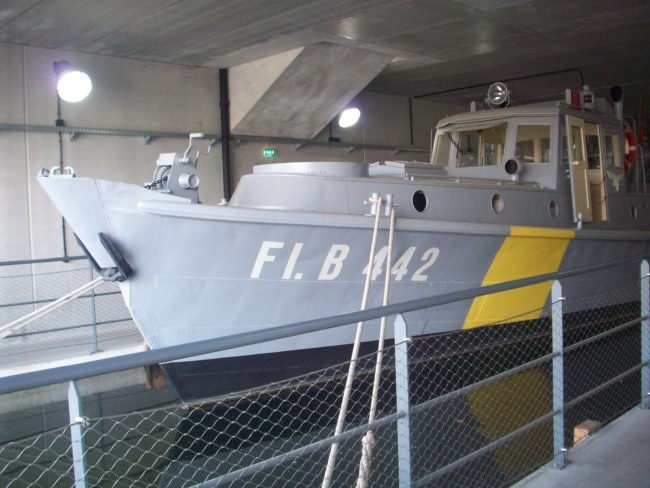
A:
0 277 103 339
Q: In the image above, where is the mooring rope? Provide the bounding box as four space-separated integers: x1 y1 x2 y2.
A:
356 204 396 488
322 194 384 488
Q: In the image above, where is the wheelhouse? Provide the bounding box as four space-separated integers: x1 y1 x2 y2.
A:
431 100 642 226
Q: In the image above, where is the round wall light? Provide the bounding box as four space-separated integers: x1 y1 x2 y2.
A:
54 60 92 103
338 107 361 128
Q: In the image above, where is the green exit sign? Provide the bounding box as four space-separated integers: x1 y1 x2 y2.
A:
263 147 276 158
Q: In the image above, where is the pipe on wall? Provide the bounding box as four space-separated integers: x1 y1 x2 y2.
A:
219 69 232 201
0 123 428 153
55 94 69 262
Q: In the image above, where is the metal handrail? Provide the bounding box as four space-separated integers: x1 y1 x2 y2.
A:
0 255 86 267
0 290 120 310
4 317 133 339
0 253 646 395
199 306 648 487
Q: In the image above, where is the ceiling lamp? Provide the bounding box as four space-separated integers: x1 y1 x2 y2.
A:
338 107 361 128
53 60 92 103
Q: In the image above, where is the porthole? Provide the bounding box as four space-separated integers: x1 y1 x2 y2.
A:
549 200 559 219
413 190 427 212
491 194 504 214
631 205 639 219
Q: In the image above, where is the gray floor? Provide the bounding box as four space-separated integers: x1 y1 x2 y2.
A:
514 407 650 488
0 321 145 377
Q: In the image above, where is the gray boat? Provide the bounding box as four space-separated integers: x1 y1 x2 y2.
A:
38 84 650 401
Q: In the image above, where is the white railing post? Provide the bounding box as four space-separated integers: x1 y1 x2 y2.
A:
551 280 566 468
394 314 412 487
68 381 88 488
641 261 649 409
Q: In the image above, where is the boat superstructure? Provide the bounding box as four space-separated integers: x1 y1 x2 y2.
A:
38 84 650 400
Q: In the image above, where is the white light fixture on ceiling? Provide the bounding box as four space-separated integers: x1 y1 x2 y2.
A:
53 60 92 103
338 107 361 128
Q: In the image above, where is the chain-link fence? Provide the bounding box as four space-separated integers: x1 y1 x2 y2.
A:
0 257 142 371
0 261 648 487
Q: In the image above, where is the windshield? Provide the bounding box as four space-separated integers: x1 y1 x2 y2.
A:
515 125 551 163
434 123 507 168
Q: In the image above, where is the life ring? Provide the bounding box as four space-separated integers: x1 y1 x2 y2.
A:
624 124 637 172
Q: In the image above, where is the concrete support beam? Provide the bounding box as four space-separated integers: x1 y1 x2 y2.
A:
230 42 392 139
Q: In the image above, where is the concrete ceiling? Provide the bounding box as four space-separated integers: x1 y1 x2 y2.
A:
1 0 650 110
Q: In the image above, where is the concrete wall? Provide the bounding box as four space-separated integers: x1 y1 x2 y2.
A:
234 91 463 181
0 44 221 266
0 42 463 266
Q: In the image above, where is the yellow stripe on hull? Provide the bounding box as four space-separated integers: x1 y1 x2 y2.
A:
462 226 575 329
467 368 552 477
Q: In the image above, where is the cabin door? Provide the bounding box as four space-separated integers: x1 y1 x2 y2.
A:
565 115 593 223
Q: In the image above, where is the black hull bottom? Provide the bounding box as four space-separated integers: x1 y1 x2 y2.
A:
162 341 382 402
162 301 641 404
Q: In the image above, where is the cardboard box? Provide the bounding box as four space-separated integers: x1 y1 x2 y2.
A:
574 419 602 445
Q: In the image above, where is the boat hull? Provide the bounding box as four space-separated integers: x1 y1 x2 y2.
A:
38 176 650 401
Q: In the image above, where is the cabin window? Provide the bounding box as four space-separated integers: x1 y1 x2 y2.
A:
433 131 452 166
452 123 507 168
514 125 550 163
584 122 608 221
569 125 584 161
604 133 622 168
585 123 601 169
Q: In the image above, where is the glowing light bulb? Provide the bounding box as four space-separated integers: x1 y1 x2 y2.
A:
338 107 361 128
57 71 92 103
